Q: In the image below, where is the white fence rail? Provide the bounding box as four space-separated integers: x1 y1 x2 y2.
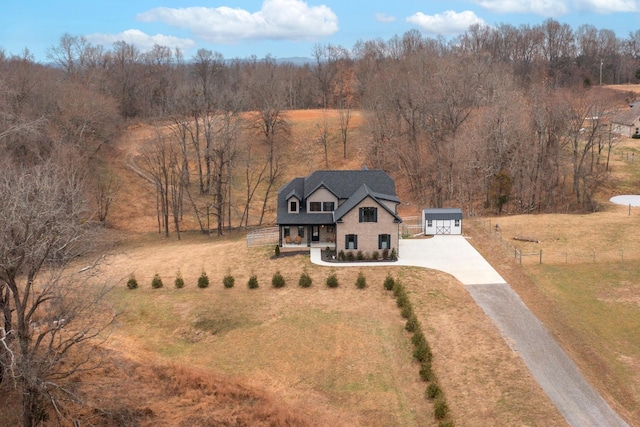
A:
401 215 423 237
246 226 279 247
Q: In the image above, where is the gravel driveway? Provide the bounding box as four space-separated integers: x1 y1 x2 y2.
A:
311 235 629 426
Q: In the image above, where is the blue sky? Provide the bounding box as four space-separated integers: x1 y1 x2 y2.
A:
2 0 639 62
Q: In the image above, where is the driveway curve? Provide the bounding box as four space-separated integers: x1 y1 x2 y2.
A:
310 235 629 427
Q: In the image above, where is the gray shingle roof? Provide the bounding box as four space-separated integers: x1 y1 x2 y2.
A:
423 208 462 220
611 104 640 126
276 170 399 225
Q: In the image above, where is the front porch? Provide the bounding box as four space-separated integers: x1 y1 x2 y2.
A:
280 224 336 248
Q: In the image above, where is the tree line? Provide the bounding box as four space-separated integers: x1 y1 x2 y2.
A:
1 18 640 424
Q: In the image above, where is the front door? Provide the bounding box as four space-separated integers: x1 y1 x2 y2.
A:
312 226 320 242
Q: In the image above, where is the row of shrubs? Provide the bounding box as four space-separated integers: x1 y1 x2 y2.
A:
126 269 369 290
337 247 397 262
384 274 454 427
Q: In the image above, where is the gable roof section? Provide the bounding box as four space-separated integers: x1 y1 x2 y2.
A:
276 170 399 225
423 208 463 220
611 104 640 126
333 183 402 223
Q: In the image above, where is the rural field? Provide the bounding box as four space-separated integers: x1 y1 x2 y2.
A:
6 102 639 426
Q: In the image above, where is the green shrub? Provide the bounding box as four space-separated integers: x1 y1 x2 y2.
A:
411 330 426 347
174 271 185 289
338 250 345 260
356 271 367 289
383 274 395 291
382 248 390 259
400 303 413 319
371 250 379 260
390 248 397 261
413 338 433 364
438 421 455 427
405 314 420 332
223 274 235 288
126 274 138 290
426 382 442 399
272 270 286 288
197 271 209 288
151 273 163 289
298 270 312 288
247 274 259 289
356 250 364 260
396 292 410 308
392 281 405 298
346 251 355 261
434 398 449 420
326 273 339 288
274 245 280 257
419 362 433 382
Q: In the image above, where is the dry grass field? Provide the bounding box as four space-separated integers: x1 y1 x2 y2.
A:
16 104 640 426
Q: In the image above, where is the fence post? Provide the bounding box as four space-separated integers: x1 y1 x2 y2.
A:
539 249 542 264
519 250 522 266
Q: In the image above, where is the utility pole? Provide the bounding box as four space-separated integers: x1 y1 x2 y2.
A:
600 59 603 85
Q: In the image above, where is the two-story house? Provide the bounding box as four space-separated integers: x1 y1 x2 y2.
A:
276 170 402 255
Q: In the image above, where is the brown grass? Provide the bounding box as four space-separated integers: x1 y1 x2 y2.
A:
29 107 640 425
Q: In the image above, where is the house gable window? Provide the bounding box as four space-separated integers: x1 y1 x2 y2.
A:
323 201 335 211
309 201 321 212
378 234 390 250
359 207 377 223
289 200 298 213
345 234 358 250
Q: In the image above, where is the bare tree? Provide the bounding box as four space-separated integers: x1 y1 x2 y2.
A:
0 158 113 427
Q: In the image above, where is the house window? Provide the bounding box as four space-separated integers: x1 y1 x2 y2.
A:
309 202 321 212
290 200 297 212
323 201 335 211
326 225 334 233
283 226 290 237
455 219 460 227
345 234 358 250
427 220 433 227
378 234 391 250
298 226 305 238
359 207 377 222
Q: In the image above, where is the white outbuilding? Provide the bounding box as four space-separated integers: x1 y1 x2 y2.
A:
423 208 463 235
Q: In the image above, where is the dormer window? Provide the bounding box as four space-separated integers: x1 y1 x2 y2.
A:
290 200 298 212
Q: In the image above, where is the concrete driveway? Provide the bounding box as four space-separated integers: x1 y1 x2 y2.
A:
310 235 629 427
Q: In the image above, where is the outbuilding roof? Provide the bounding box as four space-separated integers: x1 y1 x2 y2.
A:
611 104 640 127
423 208 463 220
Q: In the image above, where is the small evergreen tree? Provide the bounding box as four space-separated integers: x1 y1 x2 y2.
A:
151 273 163 289
274 245 280 257
248 274 259 289
126 274 138 289
223 274 235 288
298 270 312 288
272 270 286 288
174 271 185 288
383 274 395 290
326 273 339 288
356 271 366 289
198 271 209 288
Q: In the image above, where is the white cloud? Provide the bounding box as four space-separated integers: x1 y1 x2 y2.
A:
136 0 339 43
375 13 396 23
85 29 196 52
472 0 639 16
406 10 487 35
